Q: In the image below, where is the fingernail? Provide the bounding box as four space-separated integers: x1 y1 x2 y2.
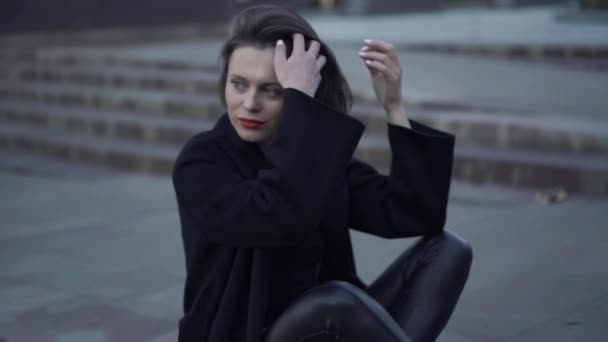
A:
360 46 369 51
358 51 366 56
365 60 372 65
277 40 284 46
363 39 372 44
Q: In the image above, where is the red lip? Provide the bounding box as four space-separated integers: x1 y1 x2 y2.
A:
238 118 265 129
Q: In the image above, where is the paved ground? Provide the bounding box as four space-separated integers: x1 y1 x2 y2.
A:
1 165 606 342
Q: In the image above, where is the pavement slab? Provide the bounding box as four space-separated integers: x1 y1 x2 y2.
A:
1 167 606 341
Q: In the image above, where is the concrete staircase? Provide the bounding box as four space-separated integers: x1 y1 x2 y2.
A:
1 52 607 195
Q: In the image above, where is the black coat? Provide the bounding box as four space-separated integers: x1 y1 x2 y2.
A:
172 89 455 342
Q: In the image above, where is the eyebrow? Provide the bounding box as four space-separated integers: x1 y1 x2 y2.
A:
229 74 282 87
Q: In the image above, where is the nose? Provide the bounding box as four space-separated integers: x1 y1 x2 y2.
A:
243 89 261 113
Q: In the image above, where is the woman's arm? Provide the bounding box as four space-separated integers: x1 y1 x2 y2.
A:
347 120 455 238
173 89 364 248
358 39 411 129
349 39 455 237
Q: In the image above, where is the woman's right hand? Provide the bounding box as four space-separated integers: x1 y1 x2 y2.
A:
274 33 326 98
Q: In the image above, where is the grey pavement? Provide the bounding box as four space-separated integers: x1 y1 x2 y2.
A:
1 164 607 341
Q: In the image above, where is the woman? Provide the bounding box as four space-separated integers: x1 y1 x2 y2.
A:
172 4 472 342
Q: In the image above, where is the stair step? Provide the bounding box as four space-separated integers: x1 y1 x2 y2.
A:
357 134 608 196
396 111 608 155
31 50 217 72
2 96 607 157
0 122 179 175
0 100 214 147
5 58 604 156
453 146 608 196
1 62 219 95
0 23 227 64
1 119 606 195
338 104 608 155
0 81 222 119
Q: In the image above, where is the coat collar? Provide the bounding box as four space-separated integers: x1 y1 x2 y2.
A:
215 113 270 178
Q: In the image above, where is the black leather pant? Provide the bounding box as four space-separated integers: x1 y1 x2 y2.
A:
264 230 473 342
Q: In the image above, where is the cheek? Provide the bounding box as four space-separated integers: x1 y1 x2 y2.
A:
263 101 283 133
268 99 283 118
224 88 240 110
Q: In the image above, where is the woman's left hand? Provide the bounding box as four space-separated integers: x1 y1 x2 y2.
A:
358 39 405 117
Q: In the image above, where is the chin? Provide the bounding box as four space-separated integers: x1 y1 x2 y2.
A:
237 129 268 143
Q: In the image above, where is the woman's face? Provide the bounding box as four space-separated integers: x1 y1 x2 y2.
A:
225 46 284 143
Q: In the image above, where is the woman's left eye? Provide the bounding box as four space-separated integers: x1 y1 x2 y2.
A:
265 88 283 97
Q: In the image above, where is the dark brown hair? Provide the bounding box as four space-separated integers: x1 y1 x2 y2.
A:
218 4 352 114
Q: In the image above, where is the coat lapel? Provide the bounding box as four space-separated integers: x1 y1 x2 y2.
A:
214 114 269 179
214 114 274 339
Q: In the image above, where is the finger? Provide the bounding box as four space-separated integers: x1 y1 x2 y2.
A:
292 33 305 55
358 50 399 76
274 39 287 67
363 39 399 64
313 74 322 93
363 39 394 53
364 59 398 80
315 54 326 72
307 40 321 57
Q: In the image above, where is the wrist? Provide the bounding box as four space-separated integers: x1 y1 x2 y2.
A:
387 106 411 128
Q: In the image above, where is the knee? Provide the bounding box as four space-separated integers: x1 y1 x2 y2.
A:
311 282 409 341
303 281 378 319
266 281 360 339
434 230 473 272
314 281 364 310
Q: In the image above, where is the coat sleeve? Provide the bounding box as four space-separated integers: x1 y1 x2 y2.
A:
347 120 455 238
172 88 364 248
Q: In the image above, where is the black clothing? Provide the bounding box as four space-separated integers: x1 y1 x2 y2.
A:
172 88 455 342
265 229 324 325
264 230 473 342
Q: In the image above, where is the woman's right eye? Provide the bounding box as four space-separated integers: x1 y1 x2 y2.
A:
231 80 246 91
